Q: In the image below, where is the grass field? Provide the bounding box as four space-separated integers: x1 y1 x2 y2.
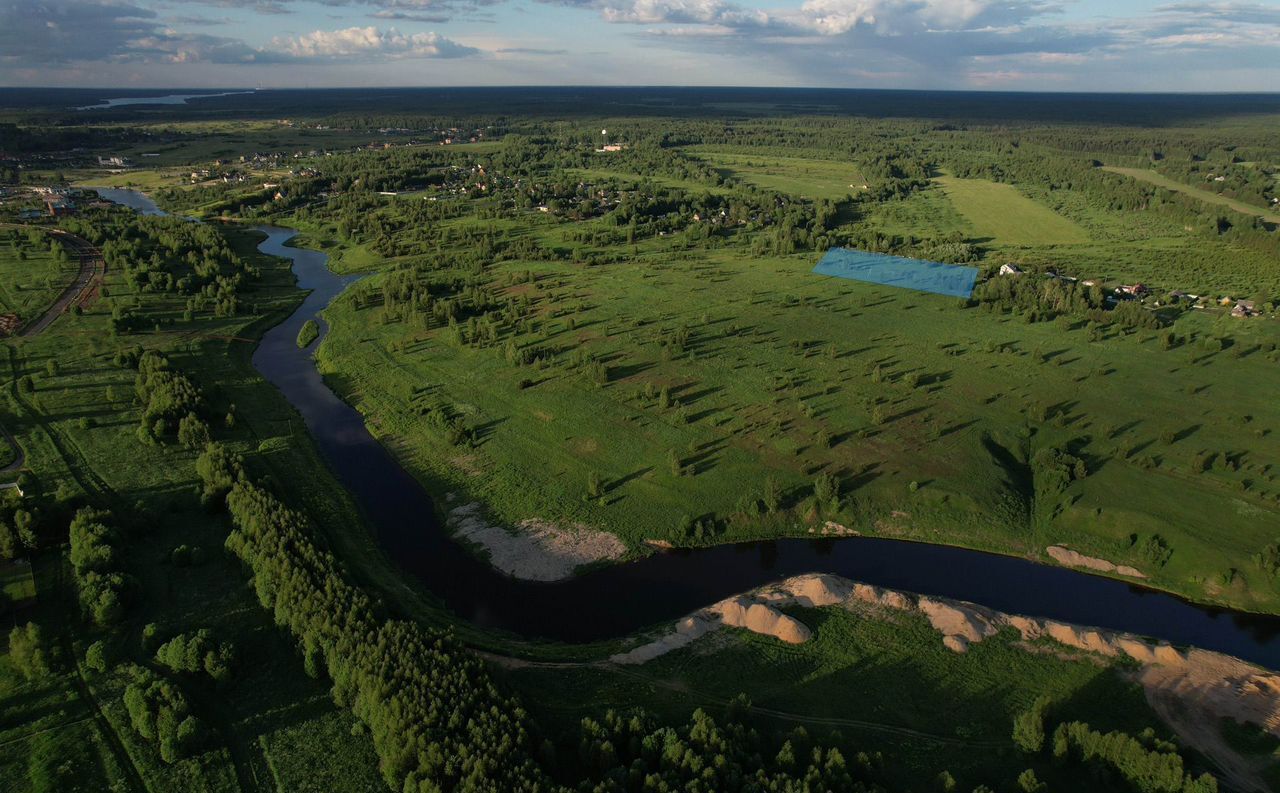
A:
0 654 134 792
0 559 35 603
1103 167 1280 224
315 204 1280 613
501 602 1172 791
0 230 78 324
690 150 866 200
564 167 730 195
934 176 1091 245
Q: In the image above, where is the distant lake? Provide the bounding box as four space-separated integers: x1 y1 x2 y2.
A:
75 91 254 110
87 188 166 216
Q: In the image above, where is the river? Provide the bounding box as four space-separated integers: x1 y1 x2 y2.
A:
97 188 1280 667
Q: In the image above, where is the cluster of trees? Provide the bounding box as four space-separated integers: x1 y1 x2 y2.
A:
0 504 38 560
155 628 235 683
974 273 1164 332
131 351 208 445
223 479 549 790
8 621 54 680
569 707 885 792
973 274 1106 322
1031 445 1088 501
122 665 209 764
1052 722 1217 793
1014 700 1216 793
92 215 257 314
68 508 135 626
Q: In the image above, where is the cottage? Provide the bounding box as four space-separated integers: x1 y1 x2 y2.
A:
1232 300 1258 318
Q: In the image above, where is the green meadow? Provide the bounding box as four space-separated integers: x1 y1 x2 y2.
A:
692 149 867 200
0 229 77 324
934 175 1091 245
317 200 1280 612
501 603 1169 791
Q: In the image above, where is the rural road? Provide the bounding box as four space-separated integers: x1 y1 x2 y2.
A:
7 225 105 337
0 223 104 478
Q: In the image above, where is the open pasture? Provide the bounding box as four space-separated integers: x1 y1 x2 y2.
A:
317 218 1280 611
0 230 78 324
691 149 865 199
934 176 1091 246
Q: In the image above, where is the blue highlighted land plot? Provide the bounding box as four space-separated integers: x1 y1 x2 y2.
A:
813 248 979 298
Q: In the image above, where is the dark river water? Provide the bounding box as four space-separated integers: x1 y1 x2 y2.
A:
96 190 1280 666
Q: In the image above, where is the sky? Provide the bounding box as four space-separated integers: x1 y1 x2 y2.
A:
1 0 1277 91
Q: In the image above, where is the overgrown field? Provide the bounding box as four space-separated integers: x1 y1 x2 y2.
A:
501 602 1172 792
316 197 1280 612
933 175 1091 245
1104 167 1280 225
0 227 78 323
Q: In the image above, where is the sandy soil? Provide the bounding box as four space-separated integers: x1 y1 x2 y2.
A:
1047 544 1145 578
1138 651 1280 792
611 572 1280 788
447 503 627 581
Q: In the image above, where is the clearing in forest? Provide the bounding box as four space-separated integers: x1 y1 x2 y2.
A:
693 151 865 200
934 176 1090 246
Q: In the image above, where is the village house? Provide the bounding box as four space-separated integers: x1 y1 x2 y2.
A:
1232 300 1258 318
1115 283 1149 298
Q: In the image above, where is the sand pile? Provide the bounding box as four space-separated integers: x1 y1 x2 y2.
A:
612 572 1205 669
712 597 811 644
604 571 1280 791
1047 545 1145 578
447 503 626 581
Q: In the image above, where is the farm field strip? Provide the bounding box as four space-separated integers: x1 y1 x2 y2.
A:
1103 166 1280 224
933 176 1091 246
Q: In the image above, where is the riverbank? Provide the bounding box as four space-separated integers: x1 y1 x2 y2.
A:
83 189 1280 670
608 572 1280 791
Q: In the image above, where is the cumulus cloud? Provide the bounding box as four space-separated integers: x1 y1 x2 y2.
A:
0 1 480 66
1 0 1275 89
189 0 500 22
372 9 454 22
544 0 1278 87
268 26 478 59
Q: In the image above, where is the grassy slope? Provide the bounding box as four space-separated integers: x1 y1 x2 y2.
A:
0 232 78 323
934 176 1091 246
501 603 1173 792
316 204 1280 612
691 150 867 200
1104 167 1280 224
